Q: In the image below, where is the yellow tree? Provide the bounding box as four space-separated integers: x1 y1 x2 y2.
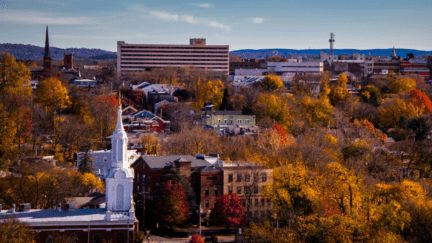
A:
329 73 349 105
139 134 160 155
35 77 70 113
260 74 284 91
299 96 333 128
192 79 224 109
252 94 293 130
0 218 36 243
389 77 416 94
0 52 31 99
379 98 418 128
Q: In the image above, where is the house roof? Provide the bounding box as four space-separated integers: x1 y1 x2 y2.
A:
134 155 211 169
205 110 243 116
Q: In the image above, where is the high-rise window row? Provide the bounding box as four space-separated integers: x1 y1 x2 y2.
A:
117 39 229 76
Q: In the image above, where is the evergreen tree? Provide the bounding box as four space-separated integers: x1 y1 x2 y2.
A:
78 147 93 173
219 88 233 110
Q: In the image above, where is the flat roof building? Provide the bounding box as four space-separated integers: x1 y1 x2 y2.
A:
117 38 229 78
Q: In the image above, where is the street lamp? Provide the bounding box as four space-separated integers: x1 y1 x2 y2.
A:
145 229 150 243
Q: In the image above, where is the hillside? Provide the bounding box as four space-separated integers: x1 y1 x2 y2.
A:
230 48 432 59
0 43 116 61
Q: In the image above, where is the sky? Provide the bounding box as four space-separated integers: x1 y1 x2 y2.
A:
1 0 432 52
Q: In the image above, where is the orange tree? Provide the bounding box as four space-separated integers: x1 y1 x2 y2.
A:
409 89 432 115
189 234 204 243
210 193 246 229
156 180 189 228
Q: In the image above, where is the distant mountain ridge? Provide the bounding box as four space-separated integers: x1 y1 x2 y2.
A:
231 48 432 58
0 43 116 61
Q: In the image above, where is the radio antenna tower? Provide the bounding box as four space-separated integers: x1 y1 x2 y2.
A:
329 33 335 55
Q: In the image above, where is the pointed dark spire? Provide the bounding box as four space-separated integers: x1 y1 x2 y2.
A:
391 46 396 59
44 26 50 57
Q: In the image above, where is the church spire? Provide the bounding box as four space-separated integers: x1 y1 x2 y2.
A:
44 26 50 57
391 46 396 59
43 26 52 71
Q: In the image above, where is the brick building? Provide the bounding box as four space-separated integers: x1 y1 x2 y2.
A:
219 162 273 220
400 59 430 80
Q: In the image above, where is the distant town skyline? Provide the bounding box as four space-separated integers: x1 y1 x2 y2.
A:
1 0 431 52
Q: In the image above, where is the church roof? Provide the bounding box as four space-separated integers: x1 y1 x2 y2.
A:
44 26 50 57
0 208 132 224
136 155 211 169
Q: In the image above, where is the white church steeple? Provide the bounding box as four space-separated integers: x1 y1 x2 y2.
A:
111 100 128 168
105 98 134 212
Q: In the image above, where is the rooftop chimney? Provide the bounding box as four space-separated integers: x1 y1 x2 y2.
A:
57 203 61 213
12 203 15 213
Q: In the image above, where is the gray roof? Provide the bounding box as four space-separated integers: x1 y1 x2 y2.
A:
140 155 211 169
0 208 131 223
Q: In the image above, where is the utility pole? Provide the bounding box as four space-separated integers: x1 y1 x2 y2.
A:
199 204 202 237
329 33 335 55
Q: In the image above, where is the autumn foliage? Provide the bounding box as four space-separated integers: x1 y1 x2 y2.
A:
210 193 247 228
409 89 432 115
156 180 189 227
189 235 204 243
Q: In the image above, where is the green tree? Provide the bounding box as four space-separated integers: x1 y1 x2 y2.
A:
219 88 233 110
360 85 382 106
260 75 284 91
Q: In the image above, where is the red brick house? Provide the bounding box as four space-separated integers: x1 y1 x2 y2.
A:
400 59 430 80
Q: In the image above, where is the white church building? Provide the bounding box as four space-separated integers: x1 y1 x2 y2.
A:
0 104 138 243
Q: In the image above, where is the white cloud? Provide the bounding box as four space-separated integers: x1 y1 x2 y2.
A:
182 15 199 24
150 10 179 21
208 21 230 31
0 10 93 25
252 17 264 24
128 5 230 31
197 3 214 8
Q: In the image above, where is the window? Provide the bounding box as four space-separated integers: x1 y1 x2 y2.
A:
137 174 139 182
242 199 246 207
93 233 101 243
228 187 233 194
70 233 78 243
230 119 233 124
254 174 259 182
255 198 259 206
254 211 258 218
46 235 53 243
218 119 221 124
116 233 124 243
267 198 271 206
245 119 249 125
262 173 267 182
237 173 242 182
142 175 145 182
215 187 219 196
245 174 250 182
237 119 242 124
224 119 227 125
261 199 265 206
137 186 140 191
205 200 209 207
205 187 209 195
245 186 251 194
237 186 242 194
206 177 217 181
228 174 233 182
254 186 259 194
104 157 107 162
